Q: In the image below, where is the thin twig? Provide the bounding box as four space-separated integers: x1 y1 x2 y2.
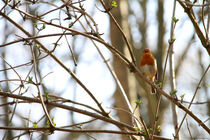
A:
3 8 130 66
132 63 210 134
0 33 75 48
0 91 171 140
99 0 136 65
0 56 24 140
0 10 109 116
139 116 150 139
201 0 209 41
30 40 55 130
177 0 210 54
186 118 193 139
0 126 143 137
175 64 210 137
76 10 141 128
152 0 179 139
169 0 179 138
1 1 210 136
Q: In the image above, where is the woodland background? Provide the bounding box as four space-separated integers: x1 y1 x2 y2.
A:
0 0 209 140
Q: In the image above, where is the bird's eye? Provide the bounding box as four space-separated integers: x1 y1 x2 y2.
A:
144 49 150 53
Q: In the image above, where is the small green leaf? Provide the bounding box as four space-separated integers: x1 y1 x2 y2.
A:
172 38 176 42
46 119 49 127
33 122 38 128
46 117 56 127
35 44 40 49
45 92 49 100
168 38 176 44
23 41 27 45
148 128 153 133
28 77 33 83
133 126 140 131
42 24 46 29
170 90 177 96
172 17 179 23
69 22 73 28
157 125 161 132
112 1 117 8
34 24 38 28
156 82 162 87
180 93 186 99
135 100 143 105
204 83 210 88
51 117 56 126
139 128 146 136
172 17 176 22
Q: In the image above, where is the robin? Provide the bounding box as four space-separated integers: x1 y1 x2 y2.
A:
140 48 157 94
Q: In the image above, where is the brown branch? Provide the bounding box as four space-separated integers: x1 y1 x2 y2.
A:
0 126 172 140
0 91 170 140
201 0 209 41
177 0 210 54
99 0 136 65
139 116 150 139
0 33 75 48
0 8 130 66
0 10 108 116
168 1 179 139
0 126 142 136
1 5 210 133
186 118 193 139
0 0 209 136
153 0 179 138
175 64 210 137
0 91 134 130
131 63 210 134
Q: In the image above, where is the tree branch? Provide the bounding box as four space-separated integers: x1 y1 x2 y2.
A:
177 0 210 54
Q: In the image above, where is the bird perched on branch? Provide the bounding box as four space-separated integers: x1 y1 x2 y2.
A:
140 48 157 94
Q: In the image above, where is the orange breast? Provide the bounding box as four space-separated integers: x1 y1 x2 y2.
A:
140 54 155 66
